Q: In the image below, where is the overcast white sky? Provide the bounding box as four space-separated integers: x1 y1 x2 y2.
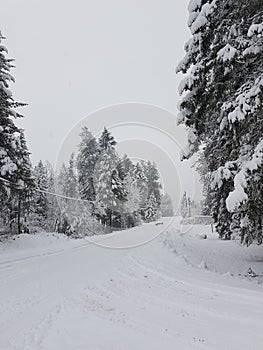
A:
1 1 201 205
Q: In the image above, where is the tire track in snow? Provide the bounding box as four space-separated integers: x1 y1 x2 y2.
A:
23 304 63 350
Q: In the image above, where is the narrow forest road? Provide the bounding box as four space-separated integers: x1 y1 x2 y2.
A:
0 218 263 350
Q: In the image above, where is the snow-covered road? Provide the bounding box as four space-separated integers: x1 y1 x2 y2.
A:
1 218 263 350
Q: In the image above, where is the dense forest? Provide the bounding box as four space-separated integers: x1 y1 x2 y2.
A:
0 36 174 236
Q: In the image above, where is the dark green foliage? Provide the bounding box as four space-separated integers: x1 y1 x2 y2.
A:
0 32 33 234
177 0 263 243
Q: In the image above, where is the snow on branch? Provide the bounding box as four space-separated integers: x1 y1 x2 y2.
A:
180 128 198 160
211 165 232 189
217 44 237 62
188 0 202 13
226 170 248 212
223 76 263 123
189 1 217 34
226 140 263 212
248 22 263 37
244 22 263 56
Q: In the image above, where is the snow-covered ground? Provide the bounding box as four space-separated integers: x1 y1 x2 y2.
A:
1 217 263 350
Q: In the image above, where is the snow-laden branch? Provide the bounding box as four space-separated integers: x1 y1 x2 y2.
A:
220 75 263 124
226 140 263 212
190 1 217 34
217 44 237 62
248 22 263 37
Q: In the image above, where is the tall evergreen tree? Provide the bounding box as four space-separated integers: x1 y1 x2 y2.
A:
177 0 263 243
111 168 127 201
123 172 141 227
77 127 99 201
0 31 32 233
142 161 162 206
94 145 120 226
33 161 49 220
56 156 83 235
133 161 148 212
13 131 34 232
122 154 134 175
45 161 59 229
98 127 117 151
180 191 189 219
142 193 159 222
160 193 174 217
67 153 78 199
57 163 68 196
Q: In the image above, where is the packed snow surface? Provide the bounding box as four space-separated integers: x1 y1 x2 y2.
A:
1 217 263 350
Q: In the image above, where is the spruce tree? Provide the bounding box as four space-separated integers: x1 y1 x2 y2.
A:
67 153 78 199
77 127 99 201
45 161 59 230
123 172 141 227
111 168 127 201
133 161 148 213
56 156 83 235
98 127 117 151
180 192 189 219
142 193 158 222
57 163 68 195
143 161 162 206
94 145 119 226
33 161 49 220
0 31 32 232
122 154 134 175
160 193 174 217
13 131 34 232
177 0 263 243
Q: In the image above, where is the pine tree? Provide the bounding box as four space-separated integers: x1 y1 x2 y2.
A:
111 168 127 201
94 145 119 227
143 161 162 206
122 172 141 228
160 193 174 217
0 31 32 233
98 127 117 151
33 161 49 220
77 127 99 201
142 193 158 222
67 153 78 199
45 161 59 230
134 161 147 182
57 163 68 196
133 161 148 212
122 154 134 175
177 0 263 243
55 163 70 234
13 131 34 232
56 155 81 235
180 192 189 219
0 32 21 196
30 161 58 232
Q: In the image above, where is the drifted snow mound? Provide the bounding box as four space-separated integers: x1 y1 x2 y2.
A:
0 232 73 265
163 222 263 283
0 232 70 251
